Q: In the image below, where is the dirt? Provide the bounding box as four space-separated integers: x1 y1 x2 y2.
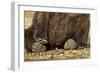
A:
24 48 90 61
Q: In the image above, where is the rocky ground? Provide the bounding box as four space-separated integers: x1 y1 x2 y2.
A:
24 48 90 61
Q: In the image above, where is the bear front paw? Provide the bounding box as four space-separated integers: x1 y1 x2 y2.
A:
32 38 47 52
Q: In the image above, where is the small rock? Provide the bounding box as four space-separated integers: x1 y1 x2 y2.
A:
28 53 31 56
59 54 64 56
31 53 34 55
39 52 43 55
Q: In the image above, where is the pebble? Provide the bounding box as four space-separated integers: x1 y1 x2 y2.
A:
28 54 31 56
39 52 43 55
31 53 34 55
59 54 64 56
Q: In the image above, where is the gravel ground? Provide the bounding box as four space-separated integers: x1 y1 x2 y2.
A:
24 48 90 61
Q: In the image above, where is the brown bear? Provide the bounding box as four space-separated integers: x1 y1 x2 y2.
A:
24 11 90 52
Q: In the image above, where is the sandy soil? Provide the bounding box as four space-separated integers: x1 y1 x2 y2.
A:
24 48 90 61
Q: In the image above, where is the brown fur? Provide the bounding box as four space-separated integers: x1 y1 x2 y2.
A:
25 12 90 51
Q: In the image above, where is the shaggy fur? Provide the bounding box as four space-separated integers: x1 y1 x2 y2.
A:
24 12 90 52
